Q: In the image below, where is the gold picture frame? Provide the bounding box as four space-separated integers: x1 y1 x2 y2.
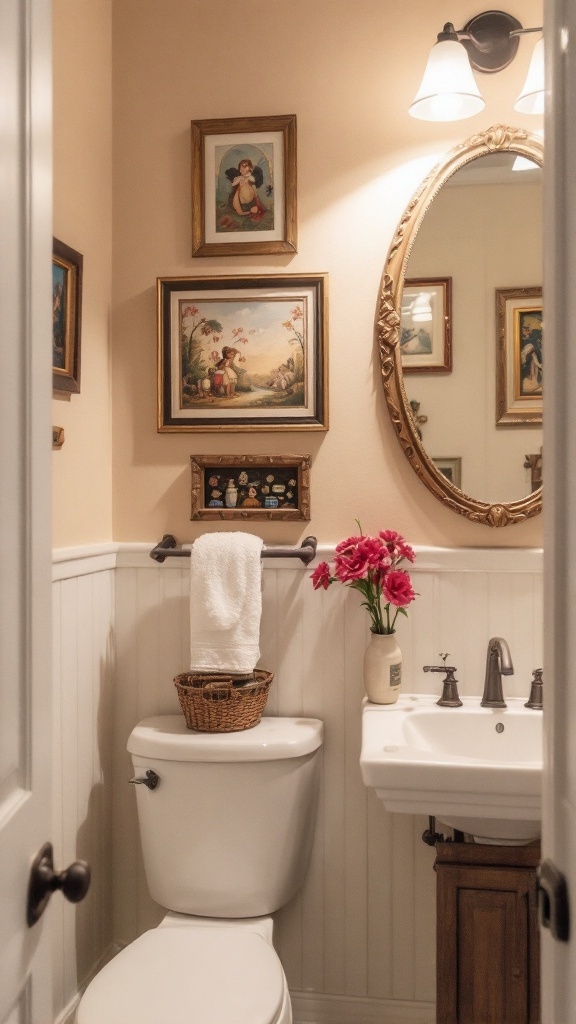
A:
496 286 542 425
190 454 310 521
191 114 297 257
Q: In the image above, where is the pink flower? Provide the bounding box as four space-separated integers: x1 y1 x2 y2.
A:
334 536 389 582
335 534 365 555
311 562 332 590
379 530 415 563
383 569 416 608
310 524 417 635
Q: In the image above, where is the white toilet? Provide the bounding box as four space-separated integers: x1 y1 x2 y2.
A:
77 713 323 1024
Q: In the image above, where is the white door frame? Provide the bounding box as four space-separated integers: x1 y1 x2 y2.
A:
542 0 576 1019
0 0 53 1020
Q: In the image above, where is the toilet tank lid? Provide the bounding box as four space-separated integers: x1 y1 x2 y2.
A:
128 715 324 762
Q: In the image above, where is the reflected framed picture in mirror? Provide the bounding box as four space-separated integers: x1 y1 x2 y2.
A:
496 286 542 425
432 457 462 489
400 277 452 374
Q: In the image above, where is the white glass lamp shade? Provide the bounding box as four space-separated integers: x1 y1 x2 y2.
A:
409 39 485 122
514 37 545 115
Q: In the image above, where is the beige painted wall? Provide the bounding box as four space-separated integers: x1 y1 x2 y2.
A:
53 0 543 549
52 0 113 547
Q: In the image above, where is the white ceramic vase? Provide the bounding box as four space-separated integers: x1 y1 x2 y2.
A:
363 631 402 704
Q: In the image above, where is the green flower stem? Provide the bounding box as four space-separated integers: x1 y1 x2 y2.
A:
350 573 397 635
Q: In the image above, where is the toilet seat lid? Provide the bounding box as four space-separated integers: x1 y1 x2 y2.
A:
78 925 286 1024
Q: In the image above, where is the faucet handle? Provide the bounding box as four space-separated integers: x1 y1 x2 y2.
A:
423 664 463 708
525 668 543 709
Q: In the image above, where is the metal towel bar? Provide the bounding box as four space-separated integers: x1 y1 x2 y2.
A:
150 533 317 565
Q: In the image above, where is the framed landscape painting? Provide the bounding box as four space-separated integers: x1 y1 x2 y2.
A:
157 274 328 431
191 114 297 257
400 277 452 374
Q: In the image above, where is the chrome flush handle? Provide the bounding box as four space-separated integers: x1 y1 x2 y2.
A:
129 769 160 790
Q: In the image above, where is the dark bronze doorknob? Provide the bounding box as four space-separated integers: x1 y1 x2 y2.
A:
27 841 91 927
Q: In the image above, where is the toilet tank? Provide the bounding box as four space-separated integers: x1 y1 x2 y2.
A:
128 715 323 918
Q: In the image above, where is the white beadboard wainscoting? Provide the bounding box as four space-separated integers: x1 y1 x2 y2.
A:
51 542 543 1024
51 546 117 1023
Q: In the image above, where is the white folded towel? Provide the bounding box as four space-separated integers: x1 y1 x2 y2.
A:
189 532 264 674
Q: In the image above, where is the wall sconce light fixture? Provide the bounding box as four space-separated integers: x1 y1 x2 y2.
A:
409 10 544 122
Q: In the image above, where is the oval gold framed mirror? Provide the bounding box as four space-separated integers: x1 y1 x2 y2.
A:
377 125 543 527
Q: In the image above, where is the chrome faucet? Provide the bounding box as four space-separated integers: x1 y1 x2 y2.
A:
481 637 514 708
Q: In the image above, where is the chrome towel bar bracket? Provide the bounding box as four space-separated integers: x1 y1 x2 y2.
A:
150 534 318 565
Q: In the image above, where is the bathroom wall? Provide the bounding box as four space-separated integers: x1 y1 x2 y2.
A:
110 0 544 550
50 1 545 1021
49 542 542 1023
110 544 542 1024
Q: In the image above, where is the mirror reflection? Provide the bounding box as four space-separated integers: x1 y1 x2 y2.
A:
401 151 542 505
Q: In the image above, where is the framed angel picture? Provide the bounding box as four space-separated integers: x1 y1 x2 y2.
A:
191 114 297 257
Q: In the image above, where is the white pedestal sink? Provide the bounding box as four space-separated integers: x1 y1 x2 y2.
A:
360 694 542 844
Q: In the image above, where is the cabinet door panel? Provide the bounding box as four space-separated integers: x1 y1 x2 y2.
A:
436 845 540 1024
457 885 528 1024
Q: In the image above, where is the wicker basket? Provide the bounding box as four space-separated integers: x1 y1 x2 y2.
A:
174 670 274 732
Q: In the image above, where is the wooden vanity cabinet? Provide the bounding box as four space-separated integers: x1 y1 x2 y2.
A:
435 841 540 1024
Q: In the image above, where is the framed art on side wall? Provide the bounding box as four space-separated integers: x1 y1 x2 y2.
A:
52 237 83 393
400 277 452 374
157 274 328 432
191 114 297 257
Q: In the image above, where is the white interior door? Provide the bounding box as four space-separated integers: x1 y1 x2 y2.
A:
0 1 53 1021
542 0 576 1020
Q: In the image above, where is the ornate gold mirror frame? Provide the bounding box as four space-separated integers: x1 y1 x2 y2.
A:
377 125 543 528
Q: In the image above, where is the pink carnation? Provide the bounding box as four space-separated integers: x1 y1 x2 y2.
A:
310 525 417 635
379 530 415 563
334 536 389 583
335 534 365 555
311 561 332 591
383 569 416 607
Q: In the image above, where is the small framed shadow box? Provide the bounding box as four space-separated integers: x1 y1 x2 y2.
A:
190 454 310 521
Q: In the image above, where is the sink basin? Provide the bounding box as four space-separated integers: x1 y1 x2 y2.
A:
360 694 542 843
